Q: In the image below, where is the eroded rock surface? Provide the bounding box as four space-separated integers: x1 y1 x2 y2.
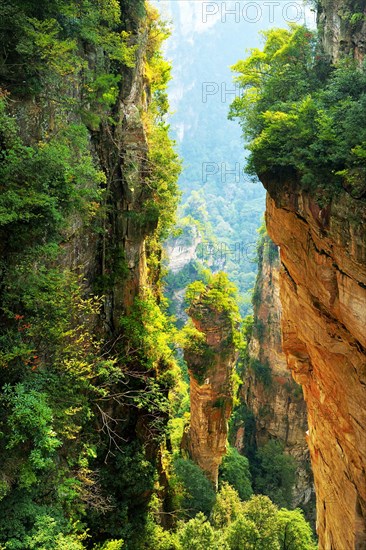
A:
318 0 366 62
183 299 237 486
263 175 366 549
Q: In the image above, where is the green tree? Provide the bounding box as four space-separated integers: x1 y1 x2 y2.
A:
223 515 260 550
177 513 217 550
219 447 253 501
211 482 243 529
253 440 296 508
229 26 317 141
229 24 366 199
242 495 280 550
173 458 216 518
277 509 317 550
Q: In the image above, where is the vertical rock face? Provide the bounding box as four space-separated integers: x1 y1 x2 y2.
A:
183 300 237 486
7 23 152 325
257 3 366 546
263 176 366 549
318 0 366 62
166 225 201 274
240 235 314 509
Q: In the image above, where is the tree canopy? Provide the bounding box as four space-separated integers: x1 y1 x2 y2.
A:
229 25 366 200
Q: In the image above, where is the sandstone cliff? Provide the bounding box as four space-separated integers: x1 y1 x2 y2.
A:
256 2 366 547
263 174 366 549
183 278 239 487
238 233 314 510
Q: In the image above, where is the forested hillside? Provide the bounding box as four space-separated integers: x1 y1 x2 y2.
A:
0 1 182 547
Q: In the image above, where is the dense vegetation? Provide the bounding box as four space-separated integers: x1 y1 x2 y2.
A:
170 488 316 550
0 1 180 548
229 24 366 201
0 1 318 548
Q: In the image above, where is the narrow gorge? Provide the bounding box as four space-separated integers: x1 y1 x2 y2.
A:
0 0 365 548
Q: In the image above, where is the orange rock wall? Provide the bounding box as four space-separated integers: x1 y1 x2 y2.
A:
183 308 237 487
264 178 366 549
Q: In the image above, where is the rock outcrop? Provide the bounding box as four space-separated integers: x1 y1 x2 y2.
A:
238 234 314 510
256 3 366 546
0 3 180 541
263 174 366 549
318 0 366 62
183 285 238 486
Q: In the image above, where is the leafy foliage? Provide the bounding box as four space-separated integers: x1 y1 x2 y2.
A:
173 457 216 518
277 508 316 550
0 103 104 251
219 447 253 501
0 2 318 549
182 271 243 384
0 0 137 100
141 6 182 241
230 25 366 200
177 513 217 550
211 482 243 529
186 272 241 323
253 440 297 508
172 488 316 550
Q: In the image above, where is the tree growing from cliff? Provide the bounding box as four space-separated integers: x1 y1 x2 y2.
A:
229 24 366 200
184 271 242 348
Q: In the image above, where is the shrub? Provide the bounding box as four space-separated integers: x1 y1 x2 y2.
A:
177 513 216 550
211 482 243 529
173 458 216 518
223 515 260 550
229 25 366 199
219 447 253 501
253 440 297 508
277 509 317 550
242 495 280 550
